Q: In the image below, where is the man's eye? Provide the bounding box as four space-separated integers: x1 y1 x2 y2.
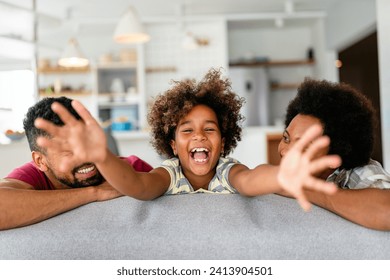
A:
282 135 290 143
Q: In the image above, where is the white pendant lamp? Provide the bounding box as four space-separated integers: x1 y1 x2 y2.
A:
113 6 150 44
58 38 89 68
181 32 199 50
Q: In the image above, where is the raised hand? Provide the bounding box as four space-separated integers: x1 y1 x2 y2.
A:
34 100 108 172
277 124 341 211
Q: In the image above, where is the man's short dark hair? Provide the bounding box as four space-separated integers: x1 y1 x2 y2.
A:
23 96 80 153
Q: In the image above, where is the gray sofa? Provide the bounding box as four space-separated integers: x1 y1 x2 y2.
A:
0 193 389 259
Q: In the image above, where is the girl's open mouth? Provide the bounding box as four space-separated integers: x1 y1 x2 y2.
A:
190 147 209 163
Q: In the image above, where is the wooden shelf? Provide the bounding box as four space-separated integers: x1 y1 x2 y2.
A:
97 62 137 69
229 59 315 68
38 66 91 74
146 66 177 73
98 100 140 109
39 90 92 96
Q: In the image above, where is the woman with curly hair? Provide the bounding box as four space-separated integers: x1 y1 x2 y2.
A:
278 78 390 230
35 69 341 211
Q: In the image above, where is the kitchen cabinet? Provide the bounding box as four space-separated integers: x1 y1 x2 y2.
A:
38 66 93 95
95 59 146 135
229 58 315 90
37 46 147 136
95 45 146 136
37 65 97 115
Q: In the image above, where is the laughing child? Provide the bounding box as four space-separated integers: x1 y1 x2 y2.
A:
35 69 341 211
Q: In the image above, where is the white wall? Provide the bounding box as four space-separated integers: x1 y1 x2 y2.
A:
376 0 390 170
325 0 376 51
143 19 228 102
0 139 31 178
228 25 314 61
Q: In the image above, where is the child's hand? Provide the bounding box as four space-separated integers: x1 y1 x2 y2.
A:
277 124 341 211
34 100 108 172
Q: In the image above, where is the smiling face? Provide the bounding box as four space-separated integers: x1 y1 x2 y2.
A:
33 148 104 189
170 104 224 189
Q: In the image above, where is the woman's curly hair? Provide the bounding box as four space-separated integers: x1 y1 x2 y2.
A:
148 68 245 158
285 78 377 169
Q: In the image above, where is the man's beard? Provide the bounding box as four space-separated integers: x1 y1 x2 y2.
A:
57 172 105 188
54 164 105 188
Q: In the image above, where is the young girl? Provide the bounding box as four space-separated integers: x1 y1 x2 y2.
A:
35 69 340 211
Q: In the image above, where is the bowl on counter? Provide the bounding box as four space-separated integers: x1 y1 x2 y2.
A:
4 130 25 141
111 121 132 131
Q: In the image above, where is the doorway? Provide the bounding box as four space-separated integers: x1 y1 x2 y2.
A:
338 31 383 164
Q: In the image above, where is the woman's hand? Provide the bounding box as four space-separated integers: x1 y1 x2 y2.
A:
277 124 341 211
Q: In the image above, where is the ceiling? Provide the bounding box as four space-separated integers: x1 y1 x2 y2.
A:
1 0 341 37
6 0 341 17
0 0 352 63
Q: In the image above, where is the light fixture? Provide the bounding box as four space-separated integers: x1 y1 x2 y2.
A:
181 32 199 50
113 6 150 44
58 38 89 68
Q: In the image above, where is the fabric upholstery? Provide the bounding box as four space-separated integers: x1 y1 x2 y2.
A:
0 194 388 260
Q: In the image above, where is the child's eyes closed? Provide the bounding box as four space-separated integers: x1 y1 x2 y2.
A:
180 128 193 133
180 127 217 133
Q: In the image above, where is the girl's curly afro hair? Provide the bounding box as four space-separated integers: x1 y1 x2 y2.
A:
148 68 245 158
285 78 377 169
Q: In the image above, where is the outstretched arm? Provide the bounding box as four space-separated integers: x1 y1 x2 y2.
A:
231 125 341 211
34 100 169 199
0 179 122 230
277 188 390 231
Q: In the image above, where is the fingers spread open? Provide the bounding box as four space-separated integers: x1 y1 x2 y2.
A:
304 175 338 195
71 100 96 126
309 155 342 175
295 191 312 212
34 118 61 137
51 102 78 126
36 136 53 149
292 124 323 152
304 135 330 160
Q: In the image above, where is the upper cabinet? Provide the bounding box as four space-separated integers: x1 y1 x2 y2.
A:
95 45 146 136
38 65 93 95
95 62 146 135
37 64 97 115
37 45 147 136
227 18 327 126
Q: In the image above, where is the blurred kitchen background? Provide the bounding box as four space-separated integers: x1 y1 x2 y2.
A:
1 0 389 177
